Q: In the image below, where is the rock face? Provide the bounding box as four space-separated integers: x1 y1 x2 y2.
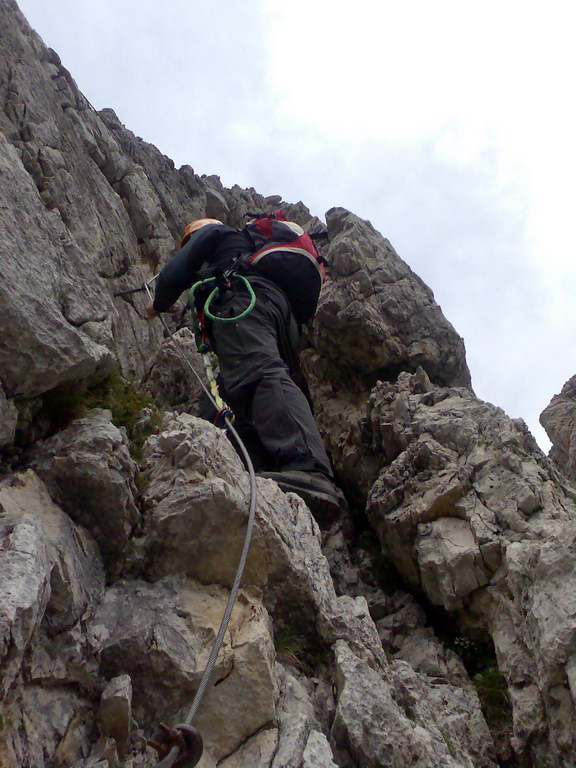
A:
300 207 471 500
28 409 140 576
1 2 576 767
365 369 576 766
541 374 576 482
0 0 273 413
0 385 17 448
316 208 471 390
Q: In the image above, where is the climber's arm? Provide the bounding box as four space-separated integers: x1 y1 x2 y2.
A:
152 224 222 313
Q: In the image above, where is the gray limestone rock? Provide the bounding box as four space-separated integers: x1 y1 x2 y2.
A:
140 413 386 668
0 0 268 408
5 2 575 765
366 368 576 765
541 374 576 482
99 675 132 758
218 729 278 768
88 577 277 762
0 470 104 696
138 413 496 767
300 208 471 499
315 207 471 389
0 469 105 768
143 328 206 412
332 639 484 768
0 384 18 448
28 409 140 574
3 685 95 768
0 130 116 399
270 666 319 768
0 0 168 398
140 412 268 587
302 730 339 768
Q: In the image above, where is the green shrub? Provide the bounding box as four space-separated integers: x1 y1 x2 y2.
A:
446 636 515 761
15 370 161 454
473 664 512 734
355 529 404 594
274 631 329 677
83 371 154 431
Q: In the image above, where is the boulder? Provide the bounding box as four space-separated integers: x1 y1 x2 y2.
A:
140 412 268 587
366 368 576 765
332 640 493 768
302 730 339 768
218 729 278 768
143 328 206 412
88 577 278 762
540 374 576 482
28 409 140 574
0 470 104 696
315 208 471 389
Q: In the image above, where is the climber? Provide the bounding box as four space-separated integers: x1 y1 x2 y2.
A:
146 215 340 520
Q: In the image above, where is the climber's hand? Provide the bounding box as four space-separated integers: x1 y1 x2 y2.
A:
146 300 158 319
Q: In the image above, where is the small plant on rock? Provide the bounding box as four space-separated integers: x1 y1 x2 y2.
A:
274 630 330 677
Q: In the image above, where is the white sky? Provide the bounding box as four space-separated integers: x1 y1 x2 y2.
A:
15 0 576 450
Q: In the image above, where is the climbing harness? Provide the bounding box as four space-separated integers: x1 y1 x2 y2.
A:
188 269 256 418
140 277 257 768
188 272 256 324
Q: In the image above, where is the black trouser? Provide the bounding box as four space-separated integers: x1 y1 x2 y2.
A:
208 277 332 477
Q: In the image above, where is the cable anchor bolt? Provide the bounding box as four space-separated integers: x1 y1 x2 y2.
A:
149 722 204 768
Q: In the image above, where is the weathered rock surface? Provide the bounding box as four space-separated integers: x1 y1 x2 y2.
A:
302 730 339 768
541 374 576 483
1 0 154 410
143 327 207 412
300 207 471 500
0 0 271 450
0 470 104 695
332 639 493 768
0 470 105 768
315 208 471 390
141 415 389 675
28 409 140 574
140 412 264 587
366 368 576 766
98 674 132 759
89 577 278 763
0 384 18 448
138 414 496 768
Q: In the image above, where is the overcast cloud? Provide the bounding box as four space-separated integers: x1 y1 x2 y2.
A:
15 0 576 449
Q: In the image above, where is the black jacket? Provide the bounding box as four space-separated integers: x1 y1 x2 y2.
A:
153 222 322 324
153 224 251 312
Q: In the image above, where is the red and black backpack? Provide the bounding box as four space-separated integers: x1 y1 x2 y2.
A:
243 210 328 283
241 211 329 324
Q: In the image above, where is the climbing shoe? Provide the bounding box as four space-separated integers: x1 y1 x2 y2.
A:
258 470 342 527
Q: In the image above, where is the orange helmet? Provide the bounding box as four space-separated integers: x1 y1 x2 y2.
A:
179 218 222 248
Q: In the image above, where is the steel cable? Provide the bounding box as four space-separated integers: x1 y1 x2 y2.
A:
144 282 258 759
